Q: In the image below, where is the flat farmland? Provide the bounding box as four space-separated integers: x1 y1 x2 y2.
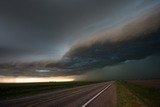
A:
122 80 160 107
0 81 101 100
128 80 160 89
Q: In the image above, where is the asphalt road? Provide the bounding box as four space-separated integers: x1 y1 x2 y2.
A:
0 81 116 107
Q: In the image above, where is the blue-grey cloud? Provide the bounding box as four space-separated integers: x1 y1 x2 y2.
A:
0 0 159 63
47 7 160 72
0 0 160 78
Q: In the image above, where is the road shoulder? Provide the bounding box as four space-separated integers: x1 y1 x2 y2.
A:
88 82 117 107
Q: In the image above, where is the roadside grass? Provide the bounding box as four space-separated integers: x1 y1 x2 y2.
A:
0 81 101 100
116 81 146 107
119 81 160 107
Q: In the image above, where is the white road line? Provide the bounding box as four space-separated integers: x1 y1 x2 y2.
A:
81 82 113 107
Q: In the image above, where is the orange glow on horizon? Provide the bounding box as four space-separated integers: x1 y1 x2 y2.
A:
0 76 75 83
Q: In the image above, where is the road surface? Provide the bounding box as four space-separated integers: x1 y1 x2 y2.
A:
0 81 116 107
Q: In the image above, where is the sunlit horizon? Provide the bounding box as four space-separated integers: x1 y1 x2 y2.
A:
0 76 75 83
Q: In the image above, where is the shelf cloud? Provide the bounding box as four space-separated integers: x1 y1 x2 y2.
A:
47 7 160 73
0 0 160 79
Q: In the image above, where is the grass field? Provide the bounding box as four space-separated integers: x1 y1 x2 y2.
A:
117 81 146 107
117 81 160 107
0 81 100 100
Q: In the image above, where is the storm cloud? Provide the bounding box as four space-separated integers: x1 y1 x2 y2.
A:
47 7 160 72
0 0 160 79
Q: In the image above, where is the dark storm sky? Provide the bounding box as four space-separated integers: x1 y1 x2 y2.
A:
0 0 160 79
